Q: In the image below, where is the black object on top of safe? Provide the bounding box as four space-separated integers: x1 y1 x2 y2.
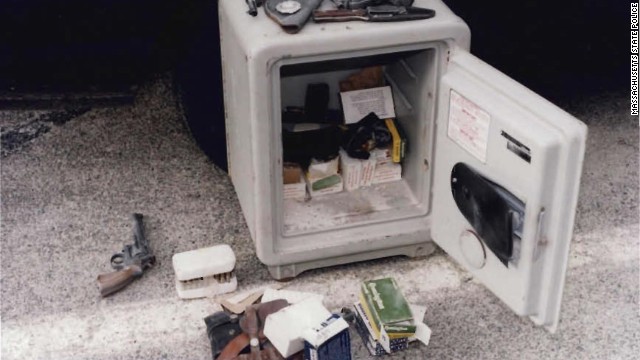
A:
451 163 525 266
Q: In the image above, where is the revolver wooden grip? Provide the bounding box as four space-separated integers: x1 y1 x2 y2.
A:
97 265 142 297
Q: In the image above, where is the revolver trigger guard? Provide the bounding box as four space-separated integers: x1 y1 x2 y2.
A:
143 255 157 269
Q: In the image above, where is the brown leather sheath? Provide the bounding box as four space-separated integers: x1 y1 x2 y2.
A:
219 299 291 360
217 333 250 360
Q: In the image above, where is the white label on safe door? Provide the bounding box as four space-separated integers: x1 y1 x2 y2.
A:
340 86 396 124
447 90 490 163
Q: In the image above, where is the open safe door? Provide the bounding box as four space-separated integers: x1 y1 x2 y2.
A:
431 49 587 332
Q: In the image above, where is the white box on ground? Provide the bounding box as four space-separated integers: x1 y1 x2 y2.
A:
303 314 351 360
172 244 237 299
263 298 332 357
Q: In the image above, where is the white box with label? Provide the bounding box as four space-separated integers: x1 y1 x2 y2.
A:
219 0 587 332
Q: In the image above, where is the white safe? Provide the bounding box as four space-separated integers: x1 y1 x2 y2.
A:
218 0 587 332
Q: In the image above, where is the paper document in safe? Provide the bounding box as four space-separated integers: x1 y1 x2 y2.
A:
341 86 396 124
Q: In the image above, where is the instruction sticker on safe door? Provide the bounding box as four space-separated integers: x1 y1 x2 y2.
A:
447 90 490 163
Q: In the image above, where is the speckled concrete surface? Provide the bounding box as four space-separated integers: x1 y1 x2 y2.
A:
1 77 638 360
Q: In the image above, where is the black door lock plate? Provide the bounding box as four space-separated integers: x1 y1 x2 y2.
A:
451 163 525 266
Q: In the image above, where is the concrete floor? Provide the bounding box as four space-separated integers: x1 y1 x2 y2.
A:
1 76 638 359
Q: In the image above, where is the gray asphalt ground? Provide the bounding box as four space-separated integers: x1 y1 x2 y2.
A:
1 76 638 359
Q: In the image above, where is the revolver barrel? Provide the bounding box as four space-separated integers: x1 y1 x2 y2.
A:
246 0 258 16
132 213 147 249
